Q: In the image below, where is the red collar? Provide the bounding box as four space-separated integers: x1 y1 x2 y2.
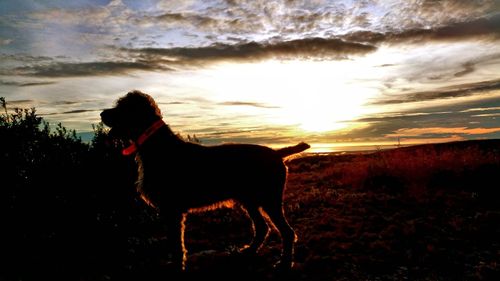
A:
122 119 166 156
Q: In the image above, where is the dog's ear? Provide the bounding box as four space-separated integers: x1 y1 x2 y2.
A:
121 91 162 120
104 91 162 140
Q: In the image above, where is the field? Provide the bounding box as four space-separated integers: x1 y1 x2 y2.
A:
2 108 500 280
177 140 500 281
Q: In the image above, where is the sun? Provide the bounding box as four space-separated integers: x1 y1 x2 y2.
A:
193 59 378 133
299 112 349 132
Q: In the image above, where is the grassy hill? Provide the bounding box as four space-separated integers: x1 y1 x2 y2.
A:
2 102 499 280
282 139 500 280
186 140 500 280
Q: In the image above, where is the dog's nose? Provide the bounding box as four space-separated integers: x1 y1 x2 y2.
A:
100 109 111 119
100 109 113 125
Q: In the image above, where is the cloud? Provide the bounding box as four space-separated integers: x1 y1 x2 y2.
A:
1 99 35 107
148 0 499 38
0 54 54 63
471 113 500 117
386 127 500 138
127 37 376 63
158 101 186 105
6 0 498 58
195 0 499 43
454 62 476 77
60 109 99 114
195 126 293 146
345 13 500 45
342 95 500 142
6 37 376 78
377 0 497 33
41 109 100 116
356 112 446 122
15 61 173 77
150 12 259 34
408 14 500 43
147 1 330 37
0 38 13 45
53 100 81 105
218 101 279 108
460 106 500 113
2 36 376 78
372 79 500 105
4 0 497 80
27 0 131 29
395 135 465 144
0 80 56 87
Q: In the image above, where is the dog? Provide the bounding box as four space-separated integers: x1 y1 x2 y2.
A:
100 90 310 271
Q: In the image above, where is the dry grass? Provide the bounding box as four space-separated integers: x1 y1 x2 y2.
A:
176 140 500 280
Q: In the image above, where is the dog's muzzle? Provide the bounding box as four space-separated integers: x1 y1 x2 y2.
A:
100 109 114 127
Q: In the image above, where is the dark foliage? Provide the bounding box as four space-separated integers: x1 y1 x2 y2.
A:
1 102 160 280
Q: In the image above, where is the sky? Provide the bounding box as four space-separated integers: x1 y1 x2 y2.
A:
1 0 499 152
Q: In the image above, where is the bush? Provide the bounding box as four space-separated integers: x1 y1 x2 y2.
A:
1 99 160 280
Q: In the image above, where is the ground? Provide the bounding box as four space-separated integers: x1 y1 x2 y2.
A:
121 140 500 281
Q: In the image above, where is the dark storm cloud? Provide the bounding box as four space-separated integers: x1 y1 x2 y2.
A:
372 79 500 105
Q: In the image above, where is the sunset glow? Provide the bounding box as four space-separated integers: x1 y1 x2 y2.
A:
198 60 378 133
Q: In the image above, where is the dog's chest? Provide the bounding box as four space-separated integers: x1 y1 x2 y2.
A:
134 155 157 208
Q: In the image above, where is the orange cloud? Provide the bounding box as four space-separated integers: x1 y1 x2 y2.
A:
386 127 500 137
398 135 465 144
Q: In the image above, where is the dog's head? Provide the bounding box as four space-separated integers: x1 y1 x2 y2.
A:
101 90 162 140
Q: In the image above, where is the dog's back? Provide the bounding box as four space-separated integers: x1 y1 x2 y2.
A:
144 142 291 212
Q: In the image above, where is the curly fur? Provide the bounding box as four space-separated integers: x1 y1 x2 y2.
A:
101 90 310 271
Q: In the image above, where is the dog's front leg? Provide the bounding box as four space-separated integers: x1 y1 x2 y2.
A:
163 212 187 271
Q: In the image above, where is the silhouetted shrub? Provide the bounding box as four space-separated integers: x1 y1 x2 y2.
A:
1 99 160 279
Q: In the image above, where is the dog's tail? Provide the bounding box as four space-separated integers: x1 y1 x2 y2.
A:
275 142 310 158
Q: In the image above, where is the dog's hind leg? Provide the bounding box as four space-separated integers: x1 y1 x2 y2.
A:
262 203 297 270
239 204 269 254
163 212 187 271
